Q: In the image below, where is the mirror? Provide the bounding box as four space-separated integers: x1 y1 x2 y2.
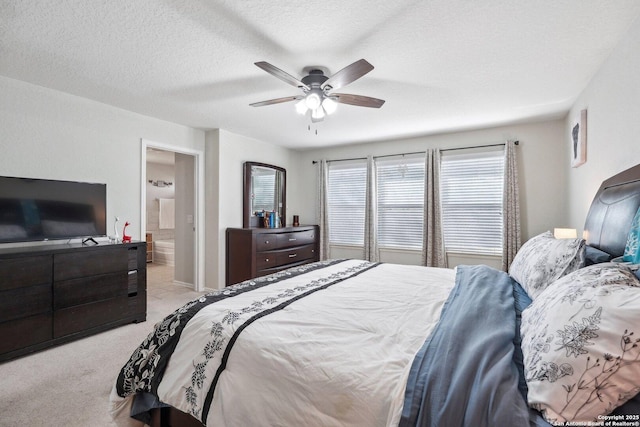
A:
243 161 286 228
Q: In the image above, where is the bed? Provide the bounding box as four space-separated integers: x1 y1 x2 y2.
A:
109 163 640 427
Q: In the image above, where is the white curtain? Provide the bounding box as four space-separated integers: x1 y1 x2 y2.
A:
422 149 446 267
364 155 379 262
501 140 522 271
316 160 331 260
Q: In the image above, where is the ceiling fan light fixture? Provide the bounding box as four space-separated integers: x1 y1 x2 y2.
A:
295 99 308 115
322 97 337 115
311 107 325 120
305 92 322 110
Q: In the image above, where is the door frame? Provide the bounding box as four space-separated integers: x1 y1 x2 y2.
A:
140 138 205 291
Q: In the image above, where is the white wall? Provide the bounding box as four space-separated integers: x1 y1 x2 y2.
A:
205 129 300 289
566 16 640 233
0 76 206 245
294 119 567 267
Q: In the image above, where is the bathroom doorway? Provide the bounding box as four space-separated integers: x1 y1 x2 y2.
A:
141 139 204 291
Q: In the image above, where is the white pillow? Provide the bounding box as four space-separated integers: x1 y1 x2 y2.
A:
509 231 585 299
521 263 640 424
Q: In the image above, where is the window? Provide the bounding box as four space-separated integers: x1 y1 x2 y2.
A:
376 155 425 249
440 149 504 255
327 160 367 245
325 149 505 256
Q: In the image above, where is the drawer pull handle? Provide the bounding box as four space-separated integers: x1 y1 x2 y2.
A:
288 253 297 258
288 238 297 241
265 258 269 262
265 240 270 244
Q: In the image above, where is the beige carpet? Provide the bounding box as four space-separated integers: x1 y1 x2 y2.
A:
0 264 206 427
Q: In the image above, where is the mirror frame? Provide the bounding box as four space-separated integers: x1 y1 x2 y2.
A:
243 161 286 228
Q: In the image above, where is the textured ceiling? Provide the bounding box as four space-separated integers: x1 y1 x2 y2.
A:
2 1 640 149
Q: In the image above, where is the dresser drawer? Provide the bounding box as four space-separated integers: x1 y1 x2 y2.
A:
54 296 128 338
128 291 147 319
0 313 52 355
128 270 138 295
54 272 128 310
276 244 316 265
0 283 52 323
127 246 140 270
0 255 52 291
277 230 316 248
54 248 128 281
255 235 278 251
256 252 278 270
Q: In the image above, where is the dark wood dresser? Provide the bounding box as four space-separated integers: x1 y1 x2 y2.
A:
0 241 146 362
226 225 319 286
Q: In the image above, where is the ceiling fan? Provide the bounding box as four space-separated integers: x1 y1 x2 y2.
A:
250 59 385 122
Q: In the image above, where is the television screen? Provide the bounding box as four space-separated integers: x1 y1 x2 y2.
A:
0 176 107 243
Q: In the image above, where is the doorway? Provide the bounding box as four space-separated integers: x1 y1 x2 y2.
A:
141 139 205 291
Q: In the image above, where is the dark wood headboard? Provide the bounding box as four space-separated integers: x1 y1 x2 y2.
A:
584 163 640 257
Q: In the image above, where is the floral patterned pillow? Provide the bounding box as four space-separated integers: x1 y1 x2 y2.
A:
509 231 586 299
521 263 640 424
623 206 640 263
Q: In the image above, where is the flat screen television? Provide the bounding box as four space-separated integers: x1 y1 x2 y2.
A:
0 176 107 244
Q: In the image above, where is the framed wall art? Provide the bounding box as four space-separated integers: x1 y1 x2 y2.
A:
571 109 587 168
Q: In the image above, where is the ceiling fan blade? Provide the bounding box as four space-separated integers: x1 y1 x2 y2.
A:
250 95 304 107
333 93 385 108
255 61 310 90
322 59 374 90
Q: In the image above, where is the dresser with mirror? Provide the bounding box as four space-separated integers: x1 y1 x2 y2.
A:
226 161 320 286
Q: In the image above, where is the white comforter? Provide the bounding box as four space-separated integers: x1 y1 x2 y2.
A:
109 260 455 427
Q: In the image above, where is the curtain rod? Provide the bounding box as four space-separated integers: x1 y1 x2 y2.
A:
441 140 519 152
311 140 518 164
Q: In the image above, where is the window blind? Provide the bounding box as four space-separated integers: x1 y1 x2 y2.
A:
252 173 276 212
440 149 505 255
327 160 367 245
376 155 425 249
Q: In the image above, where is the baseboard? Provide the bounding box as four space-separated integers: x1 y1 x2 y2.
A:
172 280 194 288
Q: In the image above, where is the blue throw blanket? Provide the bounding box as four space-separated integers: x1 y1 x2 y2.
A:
400 265 550 427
